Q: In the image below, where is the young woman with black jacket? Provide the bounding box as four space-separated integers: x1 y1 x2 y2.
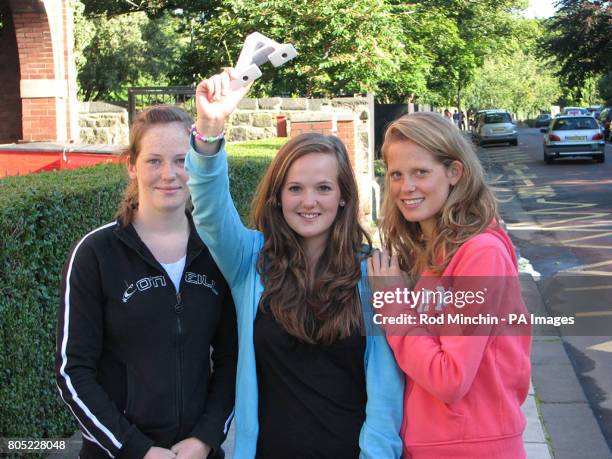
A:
56 105 237 459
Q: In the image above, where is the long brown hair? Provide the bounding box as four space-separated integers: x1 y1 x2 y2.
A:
115 105 193 225
251 133 372 344
380 112 499 276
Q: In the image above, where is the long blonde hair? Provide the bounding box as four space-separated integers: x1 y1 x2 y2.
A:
251 133 372 344
380 112 499 276
115 105 192 225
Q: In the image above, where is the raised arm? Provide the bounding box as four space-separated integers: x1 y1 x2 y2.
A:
185 70 259 285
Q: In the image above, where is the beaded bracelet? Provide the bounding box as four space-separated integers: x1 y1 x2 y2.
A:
190 124 225 143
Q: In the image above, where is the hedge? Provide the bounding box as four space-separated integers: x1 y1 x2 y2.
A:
0 138 281 441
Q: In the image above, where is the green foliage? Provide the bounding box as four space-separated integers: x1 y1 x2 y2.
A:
0 164 126 439
412 0 528 108
73 0 567 109
543 0 612 91
374 159 385 178
463 19 561 118
81 0 219 17
175 0 412 98
74 7 189 100
598 71 612 106
464 50 561 118
0 139 278 438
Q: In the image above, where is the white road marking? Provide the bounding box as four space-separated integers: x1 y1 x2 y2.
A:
587 340 612 353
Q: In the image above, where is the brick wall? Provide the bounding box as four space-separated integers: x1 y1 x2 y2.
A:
12 4 56 141
290 121 334 137
0 3 22 143
4 0 77 142
336 119 356 165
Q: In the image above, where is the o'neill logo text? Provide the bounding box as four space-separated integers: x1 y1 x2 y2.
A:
122 276 167 303
185 272 219 295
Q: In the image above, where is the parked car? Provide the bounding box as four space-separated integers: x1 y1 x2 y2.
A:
598 107 612 141
534 114 552 127
473 110 518 146
470 109 497 133
561 106 590 116
587 106 602 119
542 116 605 164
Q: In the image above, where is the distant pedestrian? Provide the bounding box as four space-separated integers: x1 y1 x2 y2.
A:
452 110 459 128
369 111 532 458
460 110 467 130
443 109 452 123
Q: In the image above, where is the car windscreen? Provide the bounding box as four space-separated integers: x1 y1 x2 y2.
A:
552 117 598 131
484 113 511 124
563 108 587 115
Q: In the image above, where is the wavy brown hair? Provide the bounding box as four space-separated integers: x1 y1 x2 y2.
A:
380 112 499 276
115 105 193 226
251 133 372 344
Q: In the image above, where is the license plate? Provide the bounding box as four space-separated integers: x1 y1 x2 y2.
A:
492 128 505 132
566 136 586 141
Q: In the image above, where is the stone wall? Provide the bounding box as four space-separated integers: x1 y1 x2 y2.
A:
76 96 376 222
78 102 129 145
226 96 372 142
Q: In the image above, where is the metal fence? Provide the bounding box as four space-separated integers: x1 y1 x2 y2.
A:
127 86 196 125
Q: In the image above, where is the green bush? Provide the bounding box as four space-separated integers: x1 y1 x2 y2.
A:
0 138 280 440
374 159 386 178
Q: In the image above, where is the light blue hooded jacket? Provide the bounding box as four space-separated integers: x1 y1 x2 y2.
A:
185 142 404 459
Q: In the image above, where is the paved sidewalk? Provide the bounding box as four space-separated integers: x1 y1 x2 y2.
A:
521 274 612 459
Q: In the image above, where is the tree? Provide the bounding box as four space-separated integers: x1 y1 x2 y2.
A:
409 0 528 111
173 0 418 99
74 8 188 100
598 71 612 106
464 51 561 117
80 0 219 17
464 17 561 117
543 0 612 91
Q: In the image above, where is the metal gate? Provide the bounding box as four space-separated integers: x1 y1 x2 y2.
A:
127 86 196 125
373 103 409 158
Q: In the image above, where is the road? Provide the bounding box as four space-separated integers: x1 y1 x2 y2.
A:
476 127 612 451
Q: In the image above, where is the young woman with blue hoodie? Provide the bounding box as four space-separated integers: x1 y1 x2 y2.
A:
184 70 403 458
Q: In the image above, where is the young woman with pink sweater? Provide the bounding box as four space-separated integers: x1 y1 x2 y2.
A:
368 112 531 458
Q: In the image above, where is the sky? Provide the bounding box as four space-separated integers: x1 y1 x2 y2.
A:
524 0 557 19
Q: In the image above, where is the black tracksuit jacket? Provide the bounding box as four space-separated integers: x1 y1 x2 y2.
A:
56 215 237 459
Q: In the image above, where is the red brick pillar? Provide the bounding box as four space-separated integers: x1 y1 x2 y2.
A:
9 0 77 142
336 114 357 166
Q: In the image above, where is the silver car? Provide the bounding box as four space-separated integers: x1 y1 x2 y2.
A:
542 116 605 163
474 111 518 146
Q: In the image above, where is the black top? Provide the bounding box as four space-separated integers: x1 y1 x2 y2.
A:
254 308 366 459
56 215 237 459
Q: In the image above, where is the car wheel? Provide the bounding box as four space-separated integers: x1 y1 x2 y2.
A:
544 152 553 164
595 154 605 163
511 139 518 146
